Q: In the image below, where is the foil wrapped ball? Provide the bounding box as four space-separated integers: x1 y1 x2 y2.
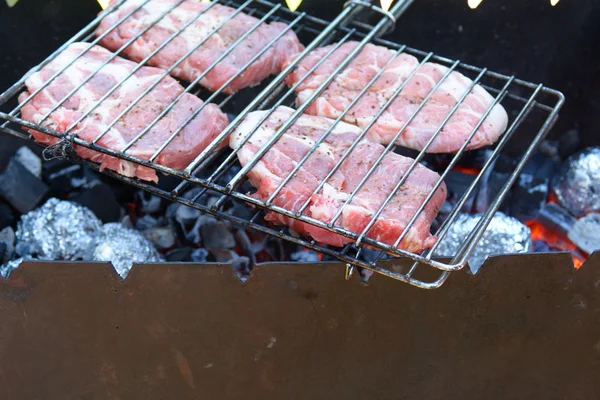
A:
15 198 102 261
434 212 532 274
552 147 600 217
93 223 163 279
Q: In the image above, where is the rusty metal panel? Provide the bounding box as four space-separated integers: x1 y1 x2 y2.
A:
0 254 599 399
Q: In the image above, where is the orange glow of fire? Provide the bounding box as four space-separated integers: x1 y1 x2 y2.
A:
526 220 585 269
454 165 481 175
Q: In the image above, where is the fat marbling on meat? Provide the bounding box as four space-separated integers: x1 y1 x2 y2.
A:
18 42 228 182
284 41 509 153
96 0 304 94
230 106 447 253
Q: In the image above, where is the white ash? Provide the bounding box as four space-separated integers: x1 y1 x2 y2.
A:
15 147 42 178
434 212 532 274
142 225 177 250
191 248 208 262
136 191 162 214
202 221 235 249
290 250 320 263
174 204 202 225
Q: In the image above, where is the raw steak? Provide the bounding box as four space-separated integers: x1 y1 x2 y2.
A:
18 42 228 182
284 41 509 153
96 0 304 94
230 106 447 253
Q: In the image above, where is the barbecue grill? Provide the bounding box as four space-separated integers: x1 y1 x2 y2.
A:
0 0 564 288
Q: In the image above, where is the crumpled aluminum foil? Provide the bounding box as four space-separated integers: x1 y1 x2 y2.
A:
434 212 532 274
93 223 163 279
552 147 600 217
0 257 24 279
15 198 102 261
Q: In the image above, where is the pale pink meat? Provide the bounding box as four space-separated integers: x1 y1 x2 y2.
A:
96 0 304 94
284 41 509 153
18 42 228 182
230 106 446 253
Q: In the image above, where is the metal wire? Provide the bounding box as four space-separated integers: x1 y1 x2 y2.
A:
0 0 565 289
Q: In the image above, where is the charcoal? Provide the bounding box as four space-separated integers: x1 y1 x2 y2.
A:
0 158 48 213
558 130 581 161
210 248 237 263
444 171 476 211
72 183 122 223
235 229 257 264
142 225 177 250
155 173 182 192
175 204 201 225
180 214 216 245
533 240 554 253
538 140 562 164
357 248 381 264
72 168 103 190
359 268 374 283
206 195 220 209
0 202 15 230
135 215 159 230
191 248 209 263
510 152 557 220
166 247 193 262
230 202 255 220
232 256 251 282
201 221 235 249
290 250 320 263
0 226 15 264
0 243 6 266
552 147 600 217
537 203 576 236
474 171 510 213
567 213 600 254
120 215 135 229
14 146 42 178
136 191 162 214
43 161 82 196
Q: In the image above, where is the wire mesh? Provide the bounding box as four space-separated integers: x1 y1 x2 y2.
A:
0 0 564 288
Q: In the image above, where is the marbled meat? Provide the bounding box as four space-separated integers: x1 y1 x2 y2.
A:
96 0 304 94
18 42 228 182
230 106 447 253
284 41 508 153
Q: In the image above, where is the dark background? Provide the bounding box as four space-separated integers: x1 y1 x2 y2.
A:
1 0 599 147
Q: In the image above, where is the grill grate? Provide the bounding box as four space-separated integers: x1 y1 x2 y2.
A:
0 0 564 288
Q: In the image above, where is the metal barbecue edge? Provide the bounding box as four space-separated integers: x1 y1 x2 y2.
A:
0 0 565 289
